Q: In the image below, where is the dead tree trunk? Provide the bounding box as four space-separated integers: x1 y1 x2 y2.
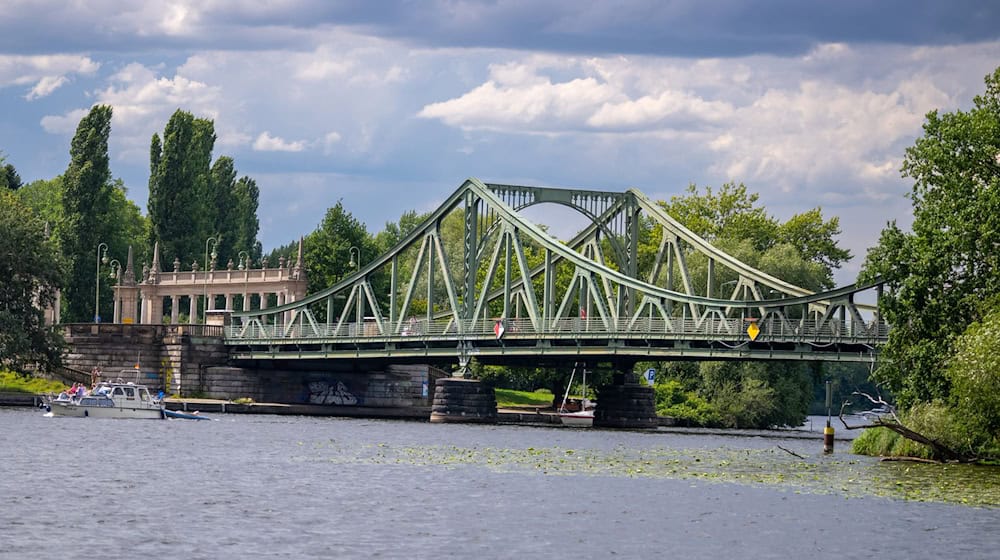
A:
838 392 977 463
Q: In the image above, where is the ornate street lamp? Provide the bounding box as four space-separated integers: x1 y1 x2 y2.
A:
95 243 108 323
108 259 121 281
106 259 121 323
203 235 220 324
238 250 251 312
237 250 251 270
348 246 361 271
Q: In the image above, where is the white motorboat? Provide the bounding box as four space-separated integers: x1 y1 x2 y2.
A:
47 378 164 419
558 363 594 428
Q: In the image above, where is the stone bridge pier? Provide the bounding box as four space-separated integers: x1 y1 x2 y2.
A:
594 365 658 429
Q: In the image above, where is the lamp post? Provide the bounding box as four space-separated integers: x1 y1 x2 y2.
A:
237 250 251 271
203 235 220 324
107 259 121 323
238 250 250 312
95 243 108 322
348 246 361 271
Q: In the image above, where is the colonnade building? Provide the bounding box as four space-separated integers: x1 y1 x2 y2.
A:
111 239 307 325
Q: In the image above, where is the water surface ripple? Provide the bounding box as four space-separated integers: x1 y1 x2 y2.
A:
2 408 998 559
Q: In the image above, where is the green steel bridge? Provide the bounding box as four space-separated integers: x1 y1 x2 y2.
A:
225 179 886 369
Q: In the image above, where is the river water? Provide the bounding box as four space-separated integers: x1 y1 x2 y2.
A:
2 408 999 559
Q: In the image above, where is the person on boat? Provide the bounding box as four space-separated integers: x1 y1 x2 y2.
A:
90 366 102 389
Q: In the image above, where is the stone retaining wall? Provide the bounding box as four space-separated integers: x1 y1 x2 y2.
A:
60 324 449 409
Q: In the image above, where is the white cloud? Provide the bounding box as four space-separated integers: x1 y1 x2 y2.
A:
26 75 68 100
95 63 224 160
0 54 98 99
253 131 307 152
419 61 624 132
40 108 90 134
322 131 342 154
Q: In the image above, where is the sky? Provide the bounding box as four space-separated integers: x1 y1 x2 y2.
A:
1 0 998 286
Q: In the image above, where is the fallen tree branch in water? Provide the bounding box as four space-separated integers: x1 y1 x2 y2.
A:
838 394 977 463
879 456 944 464
776 445 805 459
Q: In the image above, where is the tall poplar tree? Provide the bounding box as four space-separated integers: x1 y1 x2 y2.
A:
231 175 261 262
148 110 217 268
60 105 114 322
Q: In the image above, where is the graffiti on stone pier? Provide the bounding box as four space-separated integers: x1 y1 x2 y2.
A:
308 380 359 405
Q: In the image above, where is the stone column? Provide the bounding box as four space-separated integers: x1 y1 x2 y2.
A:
113 293 121 323
171 296 179 324
259 292 268 310
188 294 197 324
146 293 163 324
225 293 233 311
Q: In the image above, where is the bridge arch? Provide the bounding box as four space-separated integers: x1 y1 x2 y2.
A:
224 178 887 367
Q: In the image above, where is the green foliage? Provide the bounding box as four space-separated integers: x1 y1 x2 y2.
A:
851 401 999 461
660 182 778 249
1 157 23 191
304 200 373 290
0 190 66 372
148 110 218 267
944 305 1000 457
0 370 68 394
709 376 776 429
851 426 926 459
653 380 720 426
656 182 851 291
231 175 261 261
60 105 114 322
860 67 1000 408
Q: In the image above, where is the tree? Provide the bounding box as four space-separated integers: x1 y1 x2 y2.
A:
303 200 374 300
658 181 851 290
0 189 65 372
648 182 853 427
210 156 239 265
860 67 1000 407
0 155 23 191
946 303 1000 455
230 175 261 262
60 105 114 322
148 110 217 268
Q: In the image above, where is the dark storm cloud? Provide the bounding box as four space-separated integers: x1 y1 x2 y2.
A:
2 0 998 56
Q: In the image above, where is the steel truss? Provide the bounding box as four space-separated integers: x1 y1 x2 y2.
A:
227 179 887 364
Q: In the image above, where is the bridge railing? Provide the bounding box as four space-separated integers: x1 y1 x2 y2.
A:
226 315 888 344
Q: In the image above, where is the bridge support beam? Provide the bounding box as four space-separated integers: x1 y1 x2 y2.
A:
594 369 657 429
429 378 498 424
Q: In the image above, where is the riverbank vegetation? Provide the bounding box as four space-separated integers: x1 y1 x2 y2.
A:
0 370 67 394
854 67 1000 463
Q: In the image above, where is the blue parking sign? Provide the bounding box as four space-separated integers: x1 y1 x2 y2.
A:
645 368 655 385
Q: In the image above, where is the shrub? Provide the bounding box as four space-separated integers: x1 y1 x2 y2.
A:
0 370 68 394
654 380 721 426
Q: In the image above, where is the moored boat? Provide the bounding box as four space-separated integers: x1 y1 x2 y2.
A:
46 378 164 419
558 409 595 427
558 363 595 428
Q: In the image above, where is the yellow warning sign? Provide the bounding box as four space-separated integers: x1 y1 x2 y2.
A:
746 322 760 341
